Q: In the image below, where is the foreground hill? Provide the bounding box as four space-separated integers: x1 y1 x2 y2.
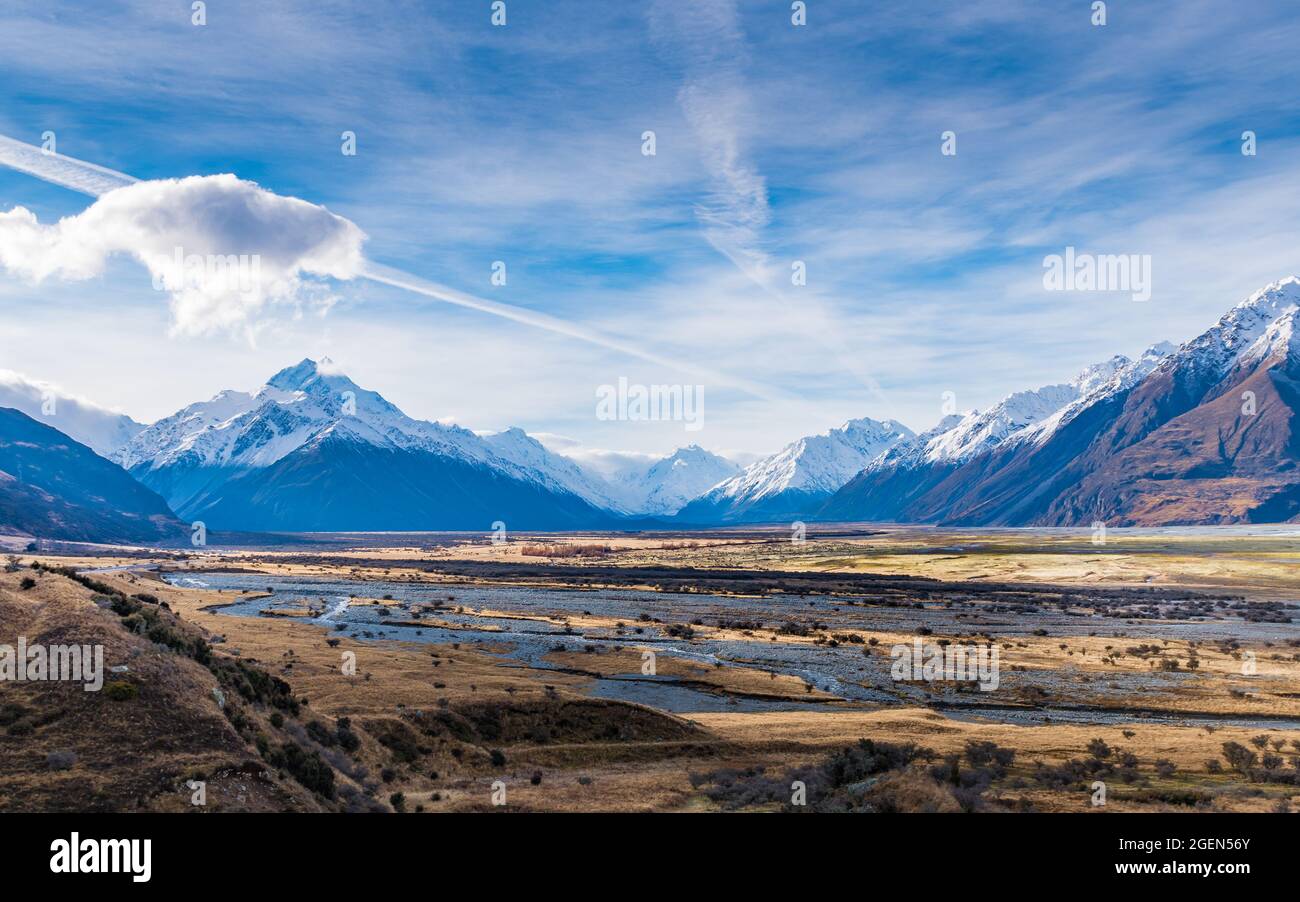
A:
0 565 332 811
0 407 185 544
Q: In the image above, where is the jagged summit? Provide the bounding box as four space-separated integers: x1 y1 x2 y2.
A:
675 416 913 523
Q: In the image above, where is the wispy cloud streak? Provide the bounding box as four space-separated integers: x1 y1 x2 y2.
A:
648 0 893 410
0 132 780 400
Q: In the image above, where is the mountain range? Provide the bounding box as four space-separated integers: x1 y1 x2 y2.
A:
676 417 914 523
2 277 1300 539
822 278 1300 526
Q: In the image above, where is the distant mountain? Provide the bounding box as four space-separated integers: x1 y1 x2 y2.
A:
819 344 1172 523
481 427 630 512
0 406 185 544
676 418 913 523
0 370 144 457
820 277 1300 526
114 359 621 531
608 445 740 516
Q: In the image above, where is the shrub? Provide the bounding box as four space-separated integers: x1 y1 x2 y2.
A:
305 720 336 747
1221 741 1257 774
0 702 30 726
964 740 1015 772
336 719 361 753
46 750 77 770
268 742 335 798
103 681 138 701
1086 738 1112 760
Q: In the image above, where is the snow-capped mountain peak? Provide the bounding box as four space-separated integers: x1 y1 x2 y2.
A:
708 416 914 502
1012 342 1174 447
116 359 492 473
264 357 332 392
923 383 1078 464
114 358 754 519
853 342 1178 478
1172 276 1300 380
1240 306 1300 368
615 444 740 515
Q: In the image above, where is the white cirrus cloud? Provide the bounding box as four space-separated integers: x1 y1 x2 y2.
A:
0 174 367 337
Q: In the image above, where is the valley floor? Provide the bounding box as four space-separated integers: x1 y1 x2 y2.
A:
3 525 1299 813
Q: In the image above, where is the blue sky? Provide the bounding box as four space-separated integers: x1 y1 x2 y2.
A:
2 0 1300 464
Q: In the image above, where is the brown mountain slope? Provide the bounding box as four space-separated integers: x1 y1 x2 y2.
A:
1046 341 1300 526
820 281 1300 527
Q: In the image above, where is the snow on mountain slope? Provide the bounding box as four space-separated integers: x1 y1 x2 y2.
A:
923 383 1079 464
481 427 630 511
1030 278 1300 526
851 343 1177 481
613 445 740 515
862 413 967 471
1015 342 1174 447
0 369 144 457
674 418 914 522
710 417 915 503
120 359 510 468
117 359 642 516
1172 277 1300 380
1238 305 1300 369
117 358 750 520
117 358 489 474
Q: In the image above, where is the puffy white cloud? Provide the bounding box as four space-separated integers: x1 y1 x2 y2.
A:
0 174 366 336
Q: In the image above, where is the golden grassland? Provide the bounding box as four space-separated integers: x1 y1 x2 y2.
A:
3 526 1299 813
55 525 1298 596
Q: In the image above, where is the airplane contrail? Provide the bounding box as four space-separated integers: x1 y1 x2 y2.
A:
0 133 137 196
360 262 784 400
0 132 784 400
